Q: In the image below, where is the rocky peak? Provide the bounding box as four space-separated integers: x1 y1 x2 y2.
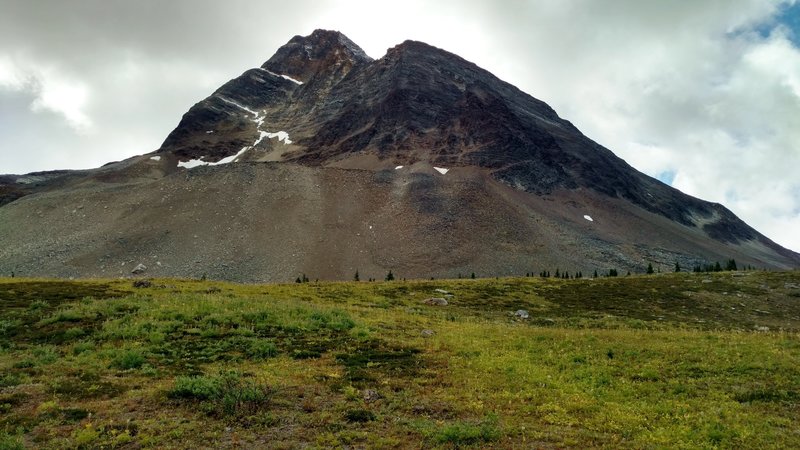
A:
386 39 445 56
261 29 372 83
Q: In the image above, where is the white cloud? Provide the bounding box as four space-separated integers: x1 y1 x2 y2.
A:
313 0 494 60
29 72 93 133
0 56 94 133
0 56 26 89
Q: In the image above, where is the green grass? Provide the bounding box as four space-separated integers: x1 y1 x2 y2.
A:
0 271 799 448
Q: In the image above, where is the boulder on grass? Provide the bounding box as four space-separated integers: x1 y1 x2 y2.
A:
423 297 448 306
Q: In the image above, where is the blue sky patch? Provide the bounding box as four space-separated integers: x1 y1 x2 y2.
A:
754 1 800 44
655 171 676 186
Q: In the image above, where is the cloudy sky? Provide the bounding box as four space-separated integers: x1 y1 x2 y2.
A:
1 0 799 251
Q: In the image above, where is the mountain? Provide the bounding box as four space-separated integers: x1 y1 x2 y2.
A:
1 29 798 281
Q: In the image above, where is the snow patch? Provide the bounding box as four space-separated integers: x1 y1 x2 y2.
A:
198 95 292 168
583 215 594 222
266 131 292 144
434 167 449 175
253 131 269 147
177 146 252 169
280 75 303 85
177 158 209 169
205 130 214 134
215 146 251 164
149 156 161 161
217 96 259 117
395 165 403 170
253 130 292 146
258 68 304 85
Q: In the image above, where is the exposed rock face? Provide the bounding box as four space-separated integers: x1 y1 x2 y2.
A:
154 31 775 247
0 29 798 281
262 29 372 83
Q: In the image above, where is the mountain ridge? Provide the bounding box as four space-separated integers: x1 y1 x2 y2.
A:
1 29 798 280
158 30 775 244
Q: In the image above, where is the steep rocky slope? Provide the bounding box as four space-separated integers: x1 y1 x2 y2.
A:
1 30 797 281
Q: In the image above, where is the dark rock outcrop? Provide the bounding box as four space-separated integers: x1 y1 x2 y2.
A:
150 30 786 252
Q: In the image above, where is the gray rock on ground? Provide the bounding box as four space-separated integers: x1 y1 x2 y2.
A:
362 389 381 403
423 297 448 306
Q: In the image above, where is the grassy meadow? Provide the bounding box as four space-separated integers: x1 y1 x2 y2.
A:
1 270 799 448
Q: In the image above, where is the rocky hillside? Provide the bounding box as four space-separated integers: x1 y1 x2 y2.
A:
0 30 798 281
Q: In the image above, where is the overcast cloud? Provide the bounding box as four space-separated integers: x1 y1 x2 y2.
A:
1 0 799 252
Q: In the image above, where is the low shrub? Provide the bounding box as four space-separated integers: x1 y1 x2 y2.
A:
72 340 95 355
110 349 146 370
63 327 86 340
0 431 24 450
32 345 59 364
169 375 220 400
168 371 273 417
430 416 500 446
344 409 375 423
0 373 23 388
246 339 278 359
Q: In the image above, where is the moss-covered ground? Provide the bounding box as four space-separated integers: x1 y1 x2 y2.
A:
1 271 799 448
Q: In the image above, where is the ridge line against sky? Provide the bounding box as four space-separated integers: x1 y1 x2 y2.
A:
1 0 799 252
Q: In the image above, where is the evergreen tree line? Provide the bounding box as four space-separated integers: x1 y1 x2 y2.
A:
296 257 756 283
536 269 584 279
691 259 747 273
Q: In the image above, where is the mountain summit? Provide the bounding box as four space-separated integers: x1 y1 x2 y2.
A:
262 29 372 82
1 30 798 280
